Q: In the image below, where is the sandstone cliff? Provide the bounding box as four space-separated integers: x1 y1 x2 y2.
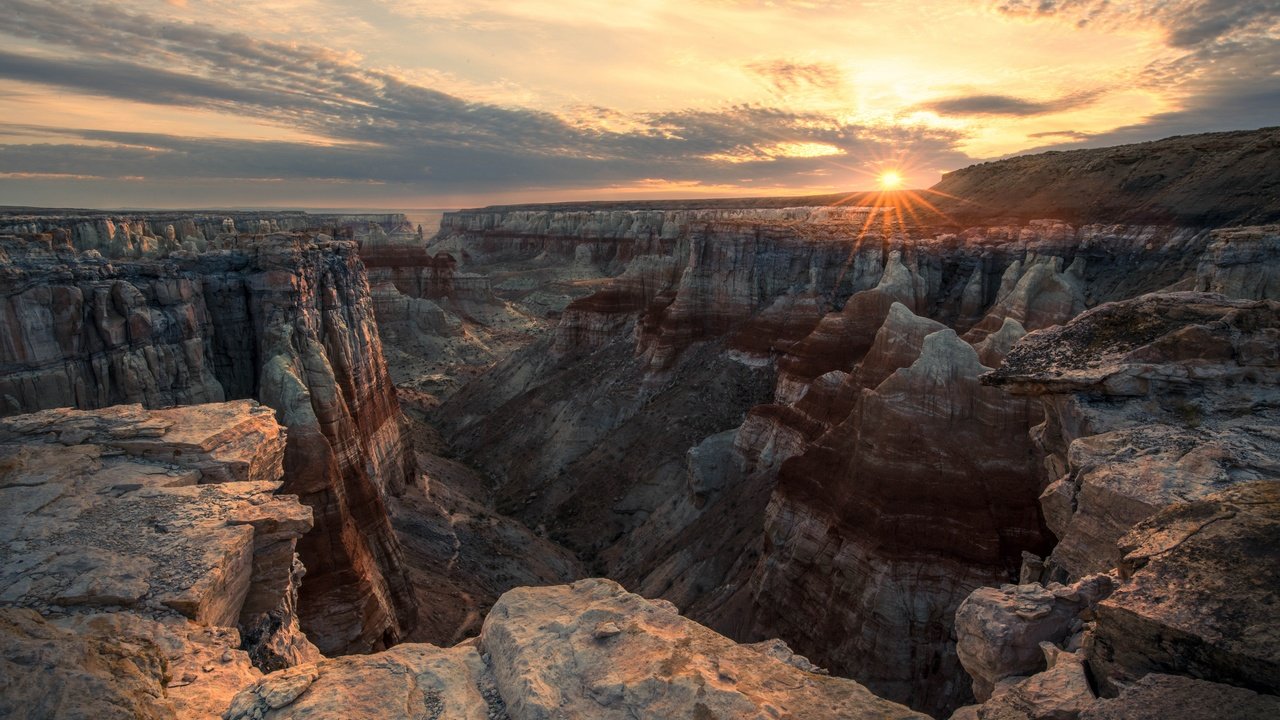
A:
0 228 417 655
0 401 315 717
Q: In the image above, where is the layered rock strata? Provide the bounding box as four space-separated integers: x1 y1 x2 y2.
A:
434 204 1248 715
0 401 317 717
0 231 417 654
0 210 410 259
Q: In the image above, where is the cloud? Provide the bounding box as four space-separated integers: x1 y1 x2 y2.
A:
924 90 1103 116
747 60 843 95
0 0 1274 207
996 1 1280 47
0 0 973 202
1027 129 1091 140
996 1 1280 151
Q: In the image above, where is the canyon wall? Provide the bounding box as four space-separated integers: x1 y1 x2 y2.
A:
430 195 1278 715
0 210 409 259
0 226 417 655
2 128 1277 718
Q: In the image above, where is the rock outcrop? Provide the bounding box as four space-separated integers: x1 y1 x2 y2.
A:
1092 481 1279 695
741 326 1049 714
433 204 1243 715
985 292 1279 582
0 230 417 655
0 608 263 720
0 401 317 717
226 579 929 720
931 126 1280 226
955 291 1280 718
955 575 1116 701
1077 674 1280 720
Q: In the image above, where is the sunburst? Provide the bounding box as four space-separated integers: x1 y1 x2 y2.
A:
877 170 903 190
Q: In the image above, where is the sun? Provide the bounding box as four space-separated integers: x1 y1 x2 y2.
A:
878 170 904 190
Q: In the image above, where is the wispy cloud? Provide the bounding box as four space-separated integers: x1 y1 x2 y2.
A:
924 90 1104 116
747 60 844 95
0 0 970 203
996 0 1280 151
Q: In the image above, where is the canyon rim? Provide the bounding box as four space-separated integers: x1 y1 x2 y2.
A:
1 1 1278 719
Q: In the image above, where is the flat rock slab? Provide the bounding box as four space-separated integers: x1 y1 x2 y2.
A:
0 401 286 485
1080 674 1280 720
224 643 500 720
1090 481 1280 695
0 402 308 626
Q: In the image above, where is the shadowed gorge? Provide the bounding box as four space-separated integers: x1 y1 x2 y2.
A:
1 126 1278 720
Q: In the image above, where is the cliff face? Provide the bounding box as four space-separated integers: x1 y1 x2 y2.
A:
0 228 417 655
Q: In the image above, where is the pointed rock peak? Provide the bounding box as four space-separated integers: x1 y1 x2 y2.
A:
878 251 916 291
992 316 1027 342
883 302 946 335
853 304 951 390
974 317 1028 367
909 329 992 382
1067 255 1086 278
814 370 852 391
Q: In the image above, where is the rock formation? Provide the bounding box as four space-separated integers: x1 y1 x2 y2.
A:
2 128 1279 719
0 401 315 717
0 228 417 655
225 579 927 720
953 291 1280 718
930 127 1280 226
429 201 1259 714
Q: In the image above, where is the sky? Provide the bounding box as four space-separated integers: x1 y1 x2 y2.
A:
0 0 1276 209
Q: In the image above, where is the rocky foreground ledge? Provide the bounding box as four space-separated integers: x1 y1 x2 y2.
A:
226 578 926 720
0 401 318 718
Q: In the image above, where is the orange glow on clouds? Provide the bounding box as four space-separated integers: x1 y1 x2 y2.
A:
0 0 1269 208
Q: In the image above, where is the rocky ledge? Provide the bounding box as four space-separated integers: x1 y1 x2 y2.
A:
0 402 924 719
0 229 418 655
0 400 318 718
226 578 927 720
952 291 1279 719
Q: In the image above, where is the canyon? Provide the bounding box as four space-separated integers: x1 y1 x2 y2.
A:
0 126 1277 719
